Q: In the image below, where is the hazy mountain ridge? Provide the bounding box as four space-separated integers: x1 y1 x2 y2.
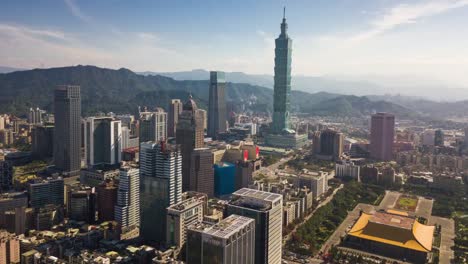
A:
0 65 460 119
148 69 468 101
0 66 26 74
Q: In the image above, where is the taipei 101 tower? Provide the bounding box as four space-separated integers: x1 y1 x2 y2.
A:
265 8 308 149
272 7 292 134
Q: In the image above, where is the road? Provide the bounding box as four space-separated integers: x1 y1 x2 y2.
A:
283 184 344 245
254 156 293 179
429 216 455 264
320 203 375 253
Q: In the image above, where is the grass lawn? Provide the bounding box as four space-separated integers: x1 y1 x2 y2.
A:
395 196 418 211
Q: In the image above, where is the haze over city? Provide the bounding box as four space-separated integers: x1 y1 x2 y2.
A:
0 1 467 264
1 0 468 99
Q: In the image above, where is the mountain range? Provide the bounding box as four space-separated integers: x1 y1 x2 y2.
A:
0 65 467 120
144 69 468 101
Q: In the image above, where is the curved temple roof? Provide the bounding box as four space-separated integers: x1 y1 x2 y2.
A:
348 211 435 252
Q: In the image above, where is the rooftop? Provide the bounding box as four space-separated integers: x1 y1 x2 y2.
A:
167 196 204 212
230 188 282 211
202 215 254 239
348 211 435 252
232 188 282 203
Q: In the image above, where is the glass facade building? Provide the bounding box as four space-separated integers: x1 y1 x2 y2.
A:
271 11 292 134
214 162 236 197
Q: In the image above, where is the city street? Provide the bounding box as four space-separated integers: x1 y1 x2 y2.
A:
254 155 293 179
320 203 375 253
429 216 455 264
283 184 344 245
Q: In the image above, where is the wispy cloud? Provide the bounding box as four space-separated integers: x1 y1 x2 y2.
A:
349 0 468 42
64 0 93 24
137 32 158 42
0 24 69 41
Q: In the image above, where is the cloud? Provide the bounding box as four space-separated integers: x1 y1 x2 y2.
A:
0 24 69 41
0 23 114 68
349 0 468 42
64 0 93 24
137 32 158 42
0 23 184 71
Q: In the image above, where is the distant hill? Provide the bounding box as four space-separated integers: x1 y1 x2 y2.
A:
0 65 424 119
0 66 26 74
148 69 468 101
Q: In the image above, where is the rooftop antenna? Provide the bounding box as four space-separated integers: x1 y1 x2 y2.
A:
283 6 286 19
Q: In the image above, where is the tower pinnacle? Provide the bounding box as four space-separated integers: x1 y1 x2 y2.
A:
281 7 288 37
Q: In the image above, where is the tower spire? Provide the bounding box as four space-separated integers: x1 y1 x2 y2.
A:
280 7 288 36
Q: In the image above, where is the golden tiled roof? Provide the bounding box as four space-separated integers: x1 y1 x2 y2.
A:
348 211 435 252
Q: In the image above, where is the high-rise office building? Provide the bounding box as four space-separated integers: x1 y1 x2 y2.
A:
168 99 183 138
434 129 444 147
31 125 54 159
190 148 214 197
140 141 182 244
0 193 28 226
214 162 236 198
84 117 122 166
208 71 227 139
264 10 308 149
370 113 395 161
271 9 292 134
186 214 255 264
317 129 343 160
115 166 140 229
0 161 13 192
166 192 206 248
68 189 96 223
227 188 282 264
4 207 34 235
28 107 42 125
198 109 208 131
96 180 117 222
139 108 167 144
53 85 81 176
0 231 20 264
176 97 204 192
28 178 64 208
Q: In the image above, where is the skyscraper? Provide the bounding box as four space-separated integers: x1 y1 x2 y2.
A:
28 178 64 208
28 107 42 124
227 188 283 264
370 113 395 161
0 161 13 192
139 108 167 144
84 117 122 166
208 71 227 139
96 181 117 222
186 214 255 264
168 99 183 138
434 129 444 147
54 85 81 176
115 166 140 229
176 97 205 192
166 192 206 248
140 141 182 244
189 148 214 197
271 9 292 134
264 9 308 149
31 125 54 159
317 129 343 160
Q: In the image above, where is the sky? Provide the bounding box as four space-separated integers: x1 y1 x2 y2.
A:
1 0 468 86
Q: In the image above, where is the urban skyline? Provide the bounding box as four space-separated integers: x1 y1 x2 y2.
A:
0 3 466 264
1 1 468 89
